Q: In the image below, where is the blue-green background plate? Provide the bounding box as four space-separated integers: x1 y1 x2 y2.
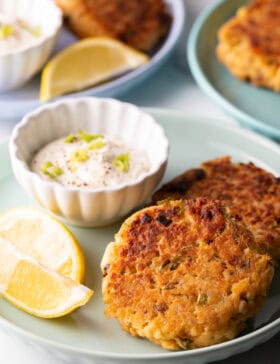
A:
0 0 185 121
0 109 280 363
187 0 280 141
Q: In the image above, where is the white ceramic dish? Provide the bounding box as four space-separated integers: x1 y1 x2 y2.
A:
9 98 168 227
0 0 62 92
0 0 185 119
1 110 280 364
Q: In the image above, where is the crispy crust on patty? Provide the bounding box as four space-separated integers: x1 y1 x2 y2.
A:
152 156 280 259
102 198 274 350
216 0 280 91
55 0 172 52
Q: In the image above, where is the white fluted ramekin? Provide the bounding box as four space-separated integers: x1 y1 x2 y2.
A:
9 97 169 227
0 0 62 92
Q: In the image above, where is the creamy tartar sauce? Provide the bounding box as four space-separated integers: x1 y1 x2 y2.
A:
30 131 151 189
0 13 41 55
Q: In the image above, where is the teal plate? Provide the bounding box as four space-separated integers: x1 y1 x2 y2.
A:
187 0 280 141
0 109 280 364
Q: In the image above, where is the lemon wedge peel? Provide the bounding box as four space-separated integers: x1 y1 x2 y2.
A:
0 237 93 318
0 207 85 283
40 37 149 101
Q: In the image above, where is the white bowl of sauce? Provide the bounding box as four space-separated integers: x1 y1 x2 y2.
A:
0 0 62 92
9 97 169 227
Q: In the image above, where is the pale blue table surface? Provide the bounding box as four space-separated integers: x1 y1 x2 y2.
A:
0 1 279 363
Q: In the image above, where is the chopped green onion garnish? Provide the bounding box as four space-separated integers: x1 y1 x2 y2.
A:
159 259 170 271
64 133 76 143
53 166 63 177
0 24 13 39
196 293 208 305
183 340 192 350
78 130 104 143
70 164 78 172
71 148 89 162
40 161 63 179
113 153 130 173
88 140 105 150
21 22 41 37
31 25 41 37
157 199 168 206
41 161 53 170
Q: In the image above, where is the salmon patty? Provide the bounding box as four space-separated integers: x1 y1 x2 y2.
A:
152 157 280 259
56 0 172 52
216 0 280 91
101 198 274 350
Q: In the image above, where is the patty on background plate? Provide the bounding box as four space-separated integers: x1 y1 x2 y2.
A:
216 0 280 91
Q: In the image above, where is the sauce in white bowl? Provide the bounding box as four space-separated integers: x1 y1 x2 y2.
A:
31 131 150 189
0 13 41 55
10 97 168 227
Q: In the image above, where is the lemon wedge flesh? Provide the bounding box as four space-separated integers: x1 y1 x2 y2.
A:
0 237 93 318
0 207 85 282
40 37 149 101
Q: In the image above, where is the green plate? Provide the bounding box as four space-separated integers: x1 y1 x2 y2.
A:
187 0 280 141
0 109 280 364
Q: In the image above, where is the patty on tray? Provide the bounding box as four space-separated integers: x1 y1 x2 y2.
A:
55 0 172 52
101 198 274 350
152 156 280 260
216 0 280 91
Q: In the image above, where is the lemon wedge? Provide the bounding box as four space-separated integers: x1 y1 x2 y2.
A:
0 207 85 282
0 237 93 318
40 37 149 101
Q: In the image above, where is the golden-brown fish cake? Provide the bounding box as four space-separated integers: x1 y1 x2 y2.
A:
216 0 280 91
152 156 280 259
102 198 274 350
56 0 172 52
